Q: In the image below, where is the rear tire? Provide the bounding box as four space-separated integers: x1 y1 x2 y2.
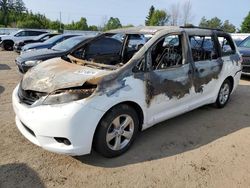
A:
214 79 232 108
93 104 139 158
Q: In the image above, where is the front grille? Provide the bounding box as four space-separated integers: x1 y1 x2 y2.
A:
242 65 250 73
18 86 46 105
21 121 36 137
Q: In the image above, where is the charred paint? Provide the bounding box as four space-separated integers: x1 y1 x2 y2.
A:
192 59 223 93
95 60 135 97
145 65 192 106
21 58 111 93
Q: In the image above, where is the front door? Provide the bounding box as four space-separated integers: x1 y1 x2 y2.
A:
146 32 194 126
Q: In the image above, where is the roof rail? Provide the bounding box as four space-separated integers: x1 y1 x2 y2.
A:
180 25 223 32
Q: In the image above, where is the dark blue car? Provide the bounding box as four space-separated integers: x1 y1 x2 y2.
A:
238 36 250 76
21 34 78 53
16 36 89 73
14 33 59 53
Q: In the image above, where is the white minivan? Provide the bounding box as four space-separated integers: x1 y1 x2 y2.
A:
12 26 242 157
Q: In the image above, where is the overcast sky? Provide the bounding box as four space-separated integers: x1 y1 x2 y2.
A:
23 0 249 29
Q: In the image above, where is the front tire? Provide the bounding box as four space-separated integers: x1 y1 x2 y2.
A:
215 79 232 108
3 41 14 51
94 104 139 158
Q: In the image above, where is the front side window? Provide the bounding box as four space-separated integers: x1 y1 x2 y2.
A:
15 31 26 37
189 35 217 62
151 34 183 70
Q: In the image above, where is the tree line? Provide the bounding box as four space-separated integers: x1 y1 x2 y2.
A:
0 0 125 31
1 0 250 33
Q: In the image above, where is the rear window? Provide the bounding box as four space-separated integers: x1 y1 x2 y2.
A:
218 35 236 56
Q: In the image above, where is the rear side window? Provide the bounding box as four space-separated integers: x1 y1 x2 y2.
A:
218 35 236 56
189 36 218 62
26 31 44 36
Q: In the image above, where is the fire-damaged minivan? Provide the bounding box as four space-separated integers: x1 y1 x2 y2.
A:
12 26 242 157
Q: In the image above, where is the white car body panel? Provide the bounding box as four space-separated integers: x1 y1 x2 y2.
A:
12 26 242 156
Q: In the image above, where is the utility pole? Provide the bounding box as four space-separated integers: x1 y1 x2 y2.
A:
59 11 62 30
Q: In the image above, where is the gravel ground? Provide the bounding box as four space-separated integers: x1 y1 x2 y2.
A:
0 51 250 188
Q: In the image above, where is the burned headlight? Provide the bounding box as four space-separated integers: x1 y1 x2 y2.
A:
42 87 96 105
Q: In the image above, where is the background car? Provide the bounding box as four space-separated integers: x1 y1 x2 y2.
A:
14 33 59 53
234 39 243 47
16 36 90 73
238 36 250 75
21 34 78 53
0 29 47 51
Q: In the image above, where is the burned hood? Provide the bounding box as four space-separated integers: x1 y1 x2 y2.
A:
21 58 111 93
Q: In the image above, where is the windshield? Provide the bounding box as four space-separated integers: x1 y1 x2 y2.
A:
44 35 63 44
52 36 86 51
239 37 250 48
33 33 48 41
70 32 152 69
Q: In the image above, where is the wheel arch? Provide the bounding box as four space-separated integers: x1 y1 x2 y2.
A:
96 101 144 132
225 76 234 92
92 100 144 147
2 39 14 45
